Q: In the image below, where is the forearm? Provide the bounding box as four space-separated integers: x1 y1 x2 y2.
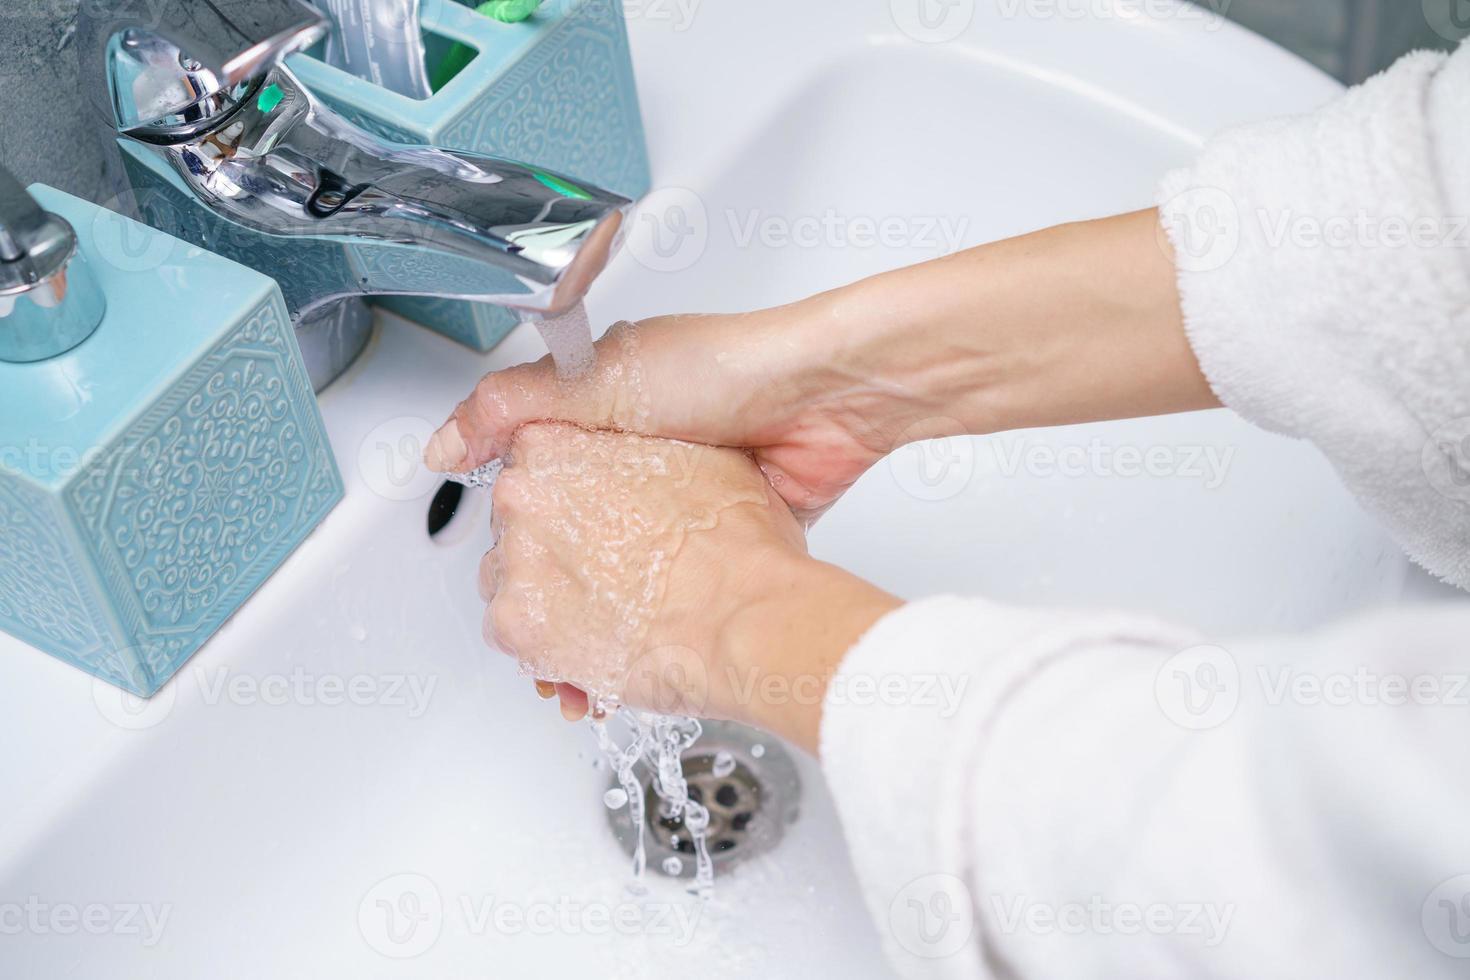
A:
805 208 1218 444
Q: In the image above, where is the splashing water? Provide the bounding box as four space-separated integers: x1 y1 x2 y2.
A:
592 706 715 897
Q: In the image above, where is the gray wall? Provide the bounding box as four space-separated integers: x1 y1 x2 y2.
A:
0 0 113 203
1216 0 1463 83
1 1 1465 204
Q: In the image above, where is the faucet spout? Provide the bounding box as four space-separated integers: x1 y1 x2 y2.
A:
79 0 633 388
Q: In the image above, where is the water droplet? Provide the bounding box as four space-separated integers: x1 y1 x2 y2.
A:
350 625 368 643
661 856 684 875
712 750 735 777
603 788 628 810
750 744 765 759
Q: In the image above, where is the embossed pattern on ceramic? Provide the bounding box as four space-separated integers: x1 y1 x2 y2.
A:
0 187 343 696
288 0 651 350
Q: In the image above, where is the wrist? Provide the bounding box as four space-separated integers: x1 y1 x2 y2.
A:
713 550 901 753
799 210 1215 446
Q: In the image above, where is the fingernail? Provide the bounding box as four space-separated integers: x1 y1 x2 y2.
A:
424 419 467 472
535 680 557 700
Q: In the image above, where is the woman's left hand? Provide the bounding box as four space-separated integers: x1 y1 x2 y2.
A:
481 422 899 750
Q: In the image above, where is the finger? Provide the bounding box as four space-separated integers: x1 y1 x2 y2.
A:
557 683 589 722
425 334 624 474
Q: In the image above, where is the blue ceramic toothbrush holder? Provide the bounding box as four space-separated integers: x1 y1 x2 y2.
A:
288 0 652 350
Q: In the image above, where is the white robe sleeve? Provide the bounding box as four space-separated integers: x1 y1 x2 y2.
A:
821 598 1470 979
1158 44 1470 589
820 44 1470 980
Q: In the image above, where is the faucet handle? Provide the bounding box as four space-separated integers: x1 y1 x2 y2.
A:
79 0 328 137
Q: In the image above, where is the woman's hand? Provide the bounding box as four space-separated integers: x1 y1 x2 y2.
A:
482 422 900 750
424 210 1219 523
426 303 919 523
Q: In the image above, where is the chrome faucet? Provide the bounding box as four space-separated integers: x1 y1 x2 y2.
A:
77 0 630 390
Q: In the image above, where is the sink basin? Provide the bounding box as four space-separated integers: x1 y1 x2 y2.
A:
0 3 1403 977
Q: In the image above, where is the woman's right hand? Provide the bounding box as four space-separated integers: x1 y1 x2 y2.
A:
425 210 1220 521
423 299 923 522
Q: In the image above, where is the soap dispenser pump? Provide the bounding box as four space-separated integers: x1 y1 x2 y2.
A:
0 168 106 363
0 169 343 697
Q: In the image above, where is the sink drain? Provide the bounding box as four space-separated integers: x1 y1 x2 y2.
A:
605 721 801 879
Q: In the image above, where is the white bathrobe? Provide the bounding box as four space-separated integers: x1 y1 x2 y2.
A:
821 44 1470 980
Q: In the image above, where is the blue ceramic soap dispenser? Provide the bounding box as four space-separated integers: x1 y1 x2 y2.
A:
0 170 342 696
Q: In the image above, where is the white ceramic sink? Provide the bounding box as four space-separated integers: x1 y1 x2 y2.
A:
0 3 1413 977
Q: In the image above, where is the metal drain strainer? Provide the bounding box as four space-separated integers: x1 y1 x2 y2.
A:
605 721 801 878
